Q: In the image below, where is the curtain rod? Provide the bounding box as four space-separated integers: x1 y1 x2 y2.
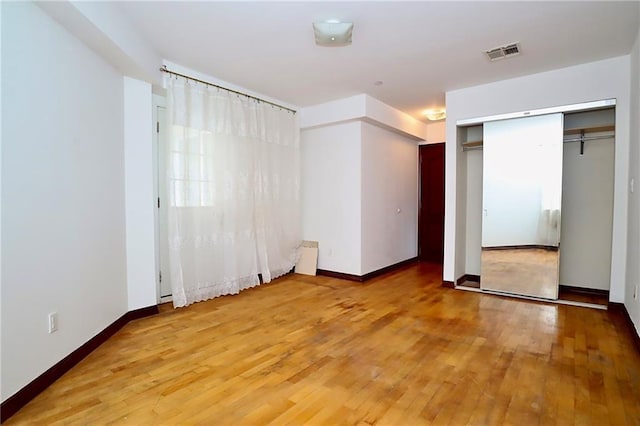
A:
159 66 296 114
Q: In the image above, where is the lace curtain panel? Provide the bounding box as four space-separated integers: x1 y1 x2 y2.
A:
167 76 301 308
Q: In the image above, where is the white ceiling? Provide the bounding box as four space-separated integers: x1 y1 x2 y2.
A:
117 1 640 121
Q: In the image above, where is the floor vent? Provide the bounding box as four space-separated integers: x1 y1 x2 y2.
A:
485 42 521 61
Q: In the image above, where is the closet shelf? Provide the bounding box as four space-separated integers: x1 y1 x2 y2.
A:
462 124 615 152
462 140 483 148
563 124 615 136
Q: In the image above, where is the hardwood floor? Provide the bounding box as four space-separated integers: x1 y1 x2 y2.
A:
6 263 640 425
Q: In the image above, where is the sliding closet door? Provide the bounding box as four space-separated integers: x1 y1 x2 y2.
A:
481 113 564 299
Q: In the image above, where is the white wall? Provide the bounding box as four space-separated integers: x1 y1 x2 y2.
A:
445 56 631 302
300 95 424 277
361 122 418 274
626 25 640 333
1 2 128 401
37 1 162 84
299 95 366 129
124 77 157 310
299 94 427 141
301 122 362 275
426 121 446 143
364 96 427 141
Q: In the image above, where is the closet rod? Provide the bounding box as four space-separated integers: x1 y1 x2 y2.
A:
563 134 614 143
159 66 296 114
461 135 613 152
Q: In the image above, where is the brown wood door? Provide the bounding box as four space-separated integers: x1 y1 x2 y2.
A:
418 143 445 263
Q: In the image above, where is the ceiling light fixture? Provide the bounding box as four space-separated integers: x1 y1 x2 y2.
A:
424 109 446 121
313 21 353 46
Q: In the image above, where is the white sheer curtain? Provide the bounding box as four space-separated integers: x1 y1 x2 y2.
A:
166 76 301 308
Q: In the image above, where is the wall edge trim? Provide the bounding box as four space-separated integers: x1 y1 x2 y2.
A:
559 284 610 297
0 305 159 423
316 269 363 282
456 274 481 285
608 302 640 354
361 257 419 281
317 257 419 283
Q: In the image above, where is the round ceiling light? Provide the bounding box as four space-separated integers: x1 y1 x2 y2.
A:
313 21 354 46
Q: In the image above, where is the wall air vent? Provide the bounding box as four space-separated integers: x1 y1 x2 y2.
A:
484 42 521 61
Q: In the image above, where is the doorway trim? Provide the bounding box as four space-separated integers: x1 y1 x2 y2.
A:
152 94 171 304
417 141 446 263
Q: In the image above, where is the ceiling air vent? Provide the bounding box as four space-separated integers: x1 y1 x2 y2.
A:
484 42 521 61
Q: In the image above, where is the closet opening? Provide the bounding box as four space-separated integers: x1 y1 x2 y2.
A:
455 99 615 308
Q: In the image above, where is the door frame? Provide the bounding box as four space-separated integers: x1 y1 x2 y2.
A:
153 94 171 304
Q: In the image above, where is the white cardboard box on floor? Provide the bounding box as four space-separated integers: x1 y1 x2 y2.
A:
295 241 318 276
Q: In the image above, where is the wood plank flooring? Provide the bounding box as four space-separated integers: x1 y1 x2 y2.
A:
6 263 640 425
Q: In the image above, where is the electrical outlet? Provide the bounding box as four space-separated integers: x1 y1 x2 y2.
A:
48 312 58 333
